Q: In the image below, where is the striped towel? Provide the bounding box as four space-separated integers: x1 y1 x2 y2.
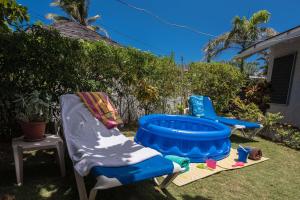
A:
77 92 123 129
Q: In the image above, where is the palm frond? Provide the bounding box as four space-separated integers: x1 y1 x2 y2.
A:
249 10 271 25
87 14 101 24
203 33 230 61
85 25 109 38
50 0 60 7
45 13 71 21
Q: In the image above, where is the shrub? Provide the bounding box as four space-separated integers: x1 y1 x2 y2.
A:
0 27 180 138
228 97 265 122
240 79 271 113
261 112 284 133
272 125 300 150
186 62 245 112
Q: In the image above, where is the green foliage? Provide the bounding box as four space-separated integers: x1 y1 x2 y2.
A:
0 27 179 137
203 10 276 71
47 0 107 35
186 62 245 112
262 112 284 130
241 79 271 113
226 61 261 76
176 103 185 115
14 90 53 122
228 97 265 122
0 0 29 32
273 126 300 150
259 113 300 149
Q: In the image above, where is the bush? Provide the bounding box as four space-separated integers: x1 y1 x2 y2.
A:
185 62 245 112
269 125 300 150
240 79 271 113
0 27 180 138
228 97 265 122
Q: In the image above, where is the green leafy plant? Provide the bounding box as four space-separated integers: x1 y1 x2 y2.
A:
241 79 271 113
0 27 181 137
186 62 245 112
203 10 276 71
228 97 265 122
176 103 185 115
0 0 29 32
261 112 284 132
14 90 52 122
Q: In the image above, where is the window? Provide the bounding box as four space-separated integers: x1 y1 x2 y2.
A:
271 53 297 104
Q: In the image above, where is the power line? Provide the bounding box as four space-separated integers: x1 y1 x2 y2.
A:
29 9 170 55
114 0 217 38
113 0 263 44
98 23 169 54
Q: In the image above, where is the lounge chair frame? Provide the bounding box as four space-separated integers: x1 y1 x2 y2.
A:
73 163 180 200
58 122 181 200
231 124 264 139
184 107 263 139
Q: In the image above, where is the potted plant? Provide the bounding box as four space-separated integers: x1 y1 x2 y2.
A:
14 90 52 141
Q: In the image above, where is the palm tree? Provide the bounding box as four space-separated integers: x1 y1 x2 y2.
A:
203 10 276 72
46 0 108 37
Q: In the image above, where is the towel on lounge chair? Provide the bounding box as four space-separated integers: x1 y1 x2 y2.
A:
165 155 190 172
61 94 185 199
188 95 205 117
61 94 163 176
77 92 123 129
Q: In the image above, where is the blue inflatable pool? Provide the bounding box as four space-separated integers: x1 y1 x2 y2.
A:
135 114 231 162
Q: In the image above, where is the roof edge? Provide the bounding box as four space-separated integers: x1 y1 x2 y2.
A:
236 25 300 58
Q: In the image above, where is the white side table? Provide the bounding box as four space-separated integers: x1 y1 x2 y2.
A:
12 134 66 186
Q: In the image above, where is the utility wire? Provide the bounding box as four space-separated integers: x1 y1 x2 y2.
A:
98 22 169 54
113 0 262 43
29 9 170 55
114 0 217 38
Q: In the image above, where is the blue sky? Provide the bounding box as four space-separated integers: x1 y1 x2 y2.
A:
19 0 300 63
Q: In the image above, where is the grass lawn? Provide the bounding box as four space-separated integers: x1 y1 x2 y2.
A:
0 130 300 200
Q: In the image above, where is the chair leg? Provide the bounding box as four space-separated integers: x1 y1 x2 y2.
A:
250 127 263 139
241 129 247 137
56 141 66 177
89 188 98 200
74 169 88 200
13 146 23 186
153 177 159 186
159 172 180 189
231 127 239 136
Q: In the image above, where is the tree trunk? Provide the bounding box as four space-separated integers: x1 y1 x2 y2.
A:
240 58 244 72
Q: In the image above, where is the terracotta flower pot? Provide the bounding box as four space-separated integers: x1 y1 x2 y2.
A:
20 121 46 141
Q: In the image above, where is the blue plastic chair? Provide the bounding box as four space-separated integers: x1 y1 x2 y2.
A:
188 95 263 138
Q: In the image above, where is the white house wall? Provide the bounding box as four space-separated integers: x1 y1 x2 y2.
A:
268 38 300 127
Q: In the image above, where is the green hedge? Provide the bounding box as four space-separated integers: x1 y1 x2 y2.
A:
185 62 245 112
0 27 180 137
0 27 248 138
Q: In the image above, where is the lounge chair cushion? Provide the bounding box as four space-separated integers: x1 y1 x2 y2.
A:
188 95 205 117
214 116 262 129
91 155 177 185
198 96 262 129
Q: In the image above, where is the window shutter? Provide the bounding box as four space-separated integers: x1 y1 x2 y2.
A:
271 53 297 104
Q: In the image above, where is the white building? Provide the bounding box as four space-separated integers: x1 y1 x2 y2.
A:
237 26 300 127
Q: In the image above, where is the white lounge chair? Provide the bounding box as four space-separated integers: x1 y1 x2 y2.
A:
60 94 184 200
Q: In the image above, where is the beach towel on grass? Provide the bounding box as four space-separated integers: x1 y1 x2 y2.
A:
77 92 123 129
